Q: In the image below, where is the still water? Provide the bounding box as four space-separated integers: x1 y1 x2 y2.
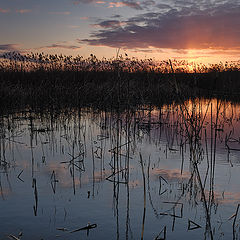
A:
1 99 240 240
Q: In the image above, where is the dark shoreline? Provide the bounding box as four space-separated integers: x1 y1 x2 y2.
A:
1 69 240 114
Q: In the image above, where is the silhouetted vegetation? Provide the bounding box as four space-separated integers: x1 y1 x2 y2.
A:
0 52 239 113
0 52 240 239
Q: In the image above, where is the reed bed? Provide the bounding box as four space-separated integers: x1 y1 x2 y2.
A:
0 52 240 114
1 52 240 238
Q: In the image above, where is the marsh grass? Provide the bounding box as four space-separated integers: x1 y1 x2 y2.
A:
0 52 240 114
1 52 240 238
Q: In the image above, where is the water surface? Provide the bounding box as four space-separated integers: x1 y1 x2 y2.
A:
1 99 240 239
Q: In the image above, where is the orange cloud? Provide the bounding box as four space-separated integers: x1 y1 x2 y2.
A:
49 11 71 15
16 9 32 14
0 8 10 13
108 2 124 7
108 1 142 10
80 16 89 20
73 0 106 5
68 25 81 29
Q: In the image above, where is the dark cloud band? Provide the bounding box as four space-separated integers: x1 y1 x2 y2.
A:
81 2 240 50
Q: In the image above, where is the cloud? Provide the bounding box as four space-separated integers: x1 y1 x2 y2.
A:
16 9 32 14
81 2 240 50
74 0 143 10
156 3 172 10
141 0 156 10
210 49 240 55
111 14 122 18
1 8 32 14
74 0 97 3
0 8 10 13
131 48 164 53
80 16 89 20
73 0 106 4
38 43 81 50
108 1 143 10
68 25 81 29
0 44 20 52
49 11 71 15
93 20 125 28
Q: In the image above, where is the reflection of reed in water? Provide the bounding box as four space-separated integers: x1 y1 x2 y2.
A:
0 100 240 238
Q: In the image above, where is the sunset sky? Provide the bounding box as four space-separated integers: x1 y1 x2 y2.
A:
0 0 239 63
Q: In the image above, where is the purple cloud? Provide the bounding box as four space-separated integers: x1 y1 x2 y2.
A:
38 43 81 50
49 11 71 15
81 2 240 50
93 20 125 28
111 14 122 18
0 44 20 52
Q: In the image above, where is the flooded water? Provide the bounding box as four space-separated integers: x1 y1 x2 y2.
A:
1 99 240 240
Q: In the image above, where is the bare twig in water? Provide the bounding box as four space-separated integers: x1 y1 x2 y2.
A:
70 223 97 233
17 170 24 182
188 219 202 230
154 226 166 240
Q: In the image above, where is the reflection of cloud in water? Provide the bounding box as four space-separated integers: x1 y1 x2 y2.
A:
0 187 11 198
205 191 240 205
14 159 32 169
45 162 113 188
128 180 141 188
92 170 112 182
151 168 190 182
151 168 240 206
46 162 88 188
